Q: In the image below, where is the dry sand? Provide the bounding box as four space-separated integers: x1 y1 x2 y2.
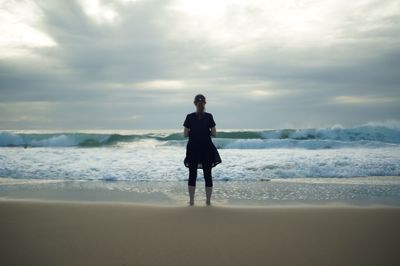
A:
1 199 399 266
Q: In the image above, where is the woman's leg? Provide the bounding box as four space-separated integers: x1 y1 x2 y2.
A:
203 162 213 187
188 162 198 186
203 162 213 205
188 162 197 206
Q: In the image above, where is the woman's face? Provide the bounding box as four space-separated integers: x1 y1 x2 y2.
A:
195 101 205 112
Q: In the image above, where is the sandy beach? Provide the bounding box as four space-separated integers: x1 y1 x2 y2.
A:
1 199 399 266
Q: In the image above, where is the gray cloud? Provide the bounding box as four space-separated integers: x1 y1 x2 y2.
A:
0 0 399 130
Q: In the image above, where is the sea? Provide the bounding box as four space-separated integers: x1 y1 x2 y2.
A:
1 121 400 206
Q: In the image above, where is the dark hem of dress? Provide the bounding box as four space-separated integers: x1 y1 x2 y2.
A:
184 142 222 169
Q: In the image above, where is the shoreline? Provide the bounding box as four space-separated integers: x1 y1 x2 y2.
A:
1 196 400 209
1 198 399 266
1 176 400 207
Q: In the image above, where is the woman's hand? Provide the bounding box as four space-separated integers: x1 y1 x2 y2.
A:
210 127 216 137
183 127 190 137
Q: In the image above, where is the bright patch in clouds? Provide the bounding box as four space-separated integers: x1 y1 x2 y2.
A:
139 80 186 90
79 0 120 24
249 90 275 97
105 80 186 91
333 96 396 105
169 0 400 49
0 0 56 57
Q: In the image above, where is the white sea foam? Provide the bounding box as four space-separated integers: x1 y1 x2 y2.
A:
0 146 399 181
1 121 399 182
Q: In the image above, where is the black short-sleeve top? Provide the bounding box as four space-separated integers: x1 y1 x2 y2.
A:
183 112 216 143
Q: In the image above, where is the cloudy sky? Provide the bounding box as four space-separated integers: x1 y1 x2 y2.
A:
0 0 399 130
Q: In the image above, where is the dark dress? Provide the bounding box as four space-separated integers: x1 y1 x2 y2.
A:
183 112 222 169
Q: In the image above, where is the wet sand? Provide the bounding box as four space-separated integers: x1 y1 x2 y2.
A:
1 199 399 266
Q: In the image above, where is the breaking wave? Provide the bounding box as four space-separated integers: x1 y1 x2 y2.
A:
1 120 400 149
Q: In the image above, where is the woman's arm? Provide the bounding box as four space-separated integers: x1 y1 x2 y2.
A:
210 126 216 137
183 127 190 138
209 114 216 137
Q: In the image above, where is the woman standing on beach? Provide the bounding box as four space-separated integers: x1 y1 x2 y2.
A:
183 94 222 206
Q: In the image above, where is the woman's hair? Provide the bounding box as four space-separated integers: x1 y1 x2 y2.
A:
194 94 206 104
